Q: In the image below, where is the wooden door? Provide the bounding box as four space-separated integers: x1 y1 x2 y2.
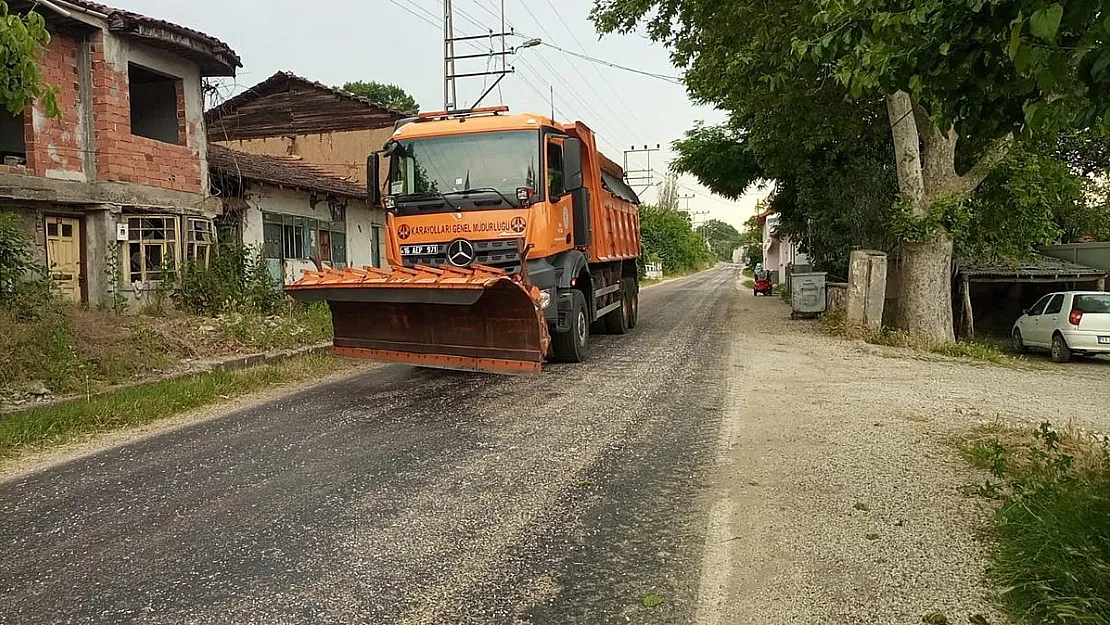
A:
45 216 82 303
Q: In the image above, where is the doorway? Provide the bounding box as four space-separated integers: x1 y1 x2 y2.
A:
44 216 84 303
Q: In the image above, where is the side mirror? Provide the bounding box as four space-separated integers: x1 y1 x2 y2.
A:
563 138 583 192
367 153 381 207
1022 309 1030 316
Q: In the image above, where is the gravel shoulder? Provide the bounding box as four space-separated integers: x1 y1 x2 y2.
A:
696 278 1110 625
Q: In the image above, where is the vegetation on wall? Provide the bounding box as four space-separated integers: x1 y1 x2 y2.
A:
0 1 58 116
340 80 420 114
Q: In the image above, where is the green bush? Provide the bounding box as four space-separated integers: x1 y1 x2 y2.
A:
174 245 281 316
967 423 1110 624
639 204 713 273
0 212 57 320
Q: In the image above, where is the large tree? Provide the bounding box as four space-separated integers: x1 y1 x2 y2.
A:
595 0 1110 342
0 2 57 115
340 81 419 114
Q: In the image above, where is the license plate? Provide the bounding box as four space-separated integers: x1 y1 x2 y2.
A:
400 244 441 255
1099 336 1110 345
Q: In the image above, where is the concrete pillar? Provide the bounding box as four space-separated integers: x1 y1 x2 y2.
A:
846 250 888 331
84 204 121 308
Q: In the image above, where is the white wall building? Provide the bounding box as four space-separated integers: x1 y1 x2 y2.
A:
209 145 388 285
762 212 808 281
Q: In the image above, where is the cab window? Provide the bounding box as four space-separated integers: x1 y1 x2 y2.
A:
547 141 565 197
1028 295 1052 316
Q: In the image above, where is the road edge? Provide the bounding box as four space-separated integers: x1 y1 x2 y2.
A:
0 358 379 483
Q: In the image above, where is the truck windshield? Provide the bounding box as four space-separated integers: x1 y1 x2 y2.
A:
389 130 539 201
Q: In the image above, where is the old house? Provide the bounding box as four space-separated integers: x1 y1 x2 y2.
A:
0 0 239 307
204 73 406 277
205 71 406 186
208 145 387 286
757 210 808 283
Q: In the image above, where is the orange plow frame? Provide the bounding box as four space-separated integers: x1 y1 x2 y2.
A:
286 264 551 375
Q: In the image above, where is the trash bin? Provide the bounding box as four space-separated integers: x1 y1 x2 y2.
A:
790 272 827 318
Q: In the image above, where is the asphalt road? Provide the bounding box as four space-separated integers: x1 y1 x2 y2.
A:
1 265 740 625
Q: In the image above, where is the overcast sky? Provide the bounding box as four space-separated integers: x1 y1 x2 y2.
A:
113 0 769 231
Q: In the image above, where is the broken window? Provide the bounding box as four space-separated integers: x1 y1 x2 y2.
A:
261 212 347 267
0 111 26 166
128 64 182 145
127 216 178 282
186 218 213 267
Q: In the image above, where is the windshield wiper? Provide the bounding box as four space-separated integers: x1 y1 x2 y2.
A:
442 187 515 206
397 191 459 210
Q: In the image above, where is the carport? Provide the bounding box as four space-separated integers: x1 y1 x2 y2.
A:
955 255 1108 339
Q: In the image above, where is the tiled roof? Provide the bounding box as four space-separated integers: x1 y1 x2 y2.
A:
206 71 411 123
208 144 365 199
49 0 240 75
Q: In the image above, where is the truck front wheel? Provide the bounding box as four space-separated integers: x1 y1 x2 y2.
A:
552 290 589 363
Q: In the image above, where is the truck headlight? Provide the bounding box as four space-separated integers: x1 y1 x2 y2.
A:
539 289 553 309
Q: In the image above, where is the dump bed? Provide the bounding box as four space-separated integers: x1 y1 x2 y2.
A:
565 122 642 264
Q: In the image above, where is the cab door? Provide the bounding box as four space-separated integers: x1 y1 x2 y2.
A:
544 137 574 254
44 216 83 303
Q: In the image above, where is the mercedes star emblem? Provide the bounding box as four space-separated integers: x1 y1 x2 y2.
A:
446 238 476 267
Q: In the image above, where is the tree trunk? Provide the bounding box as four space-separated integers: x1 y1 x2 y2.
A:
897 233 955 343
885 91 925 213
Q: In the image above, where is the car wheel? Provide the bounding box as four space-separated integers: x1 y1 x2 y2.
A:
1011 328 1027 354
1051 333 1072 363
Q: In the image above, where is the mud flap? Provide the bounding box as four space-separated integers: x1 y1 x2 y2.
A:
286 265 550 375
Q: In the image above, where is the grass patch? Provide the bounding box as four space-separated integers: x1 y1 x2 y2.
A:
0 353 351 461
742 278 755 289
820 317 1018 367
961 421 1110 624
215 301 332 350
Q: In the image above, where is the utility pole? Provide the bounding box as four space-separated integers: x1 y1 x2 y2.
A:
623 144 660 192
678 193 695 214
443 0 456 110
443 0 538 111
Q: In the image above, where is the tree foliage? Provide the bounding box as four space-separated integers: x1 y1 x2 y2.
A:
696 219 743 261
638 204 713 273
0 2 58 116
340 81 419 114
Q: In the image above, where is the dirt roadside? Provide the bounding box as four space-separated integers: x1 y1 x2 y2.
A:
696 277 1110 625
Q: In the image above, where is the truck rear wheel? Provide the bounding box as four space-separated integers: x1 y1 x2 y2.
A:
602 282 630 335
552 290 589 363
625 278 639 329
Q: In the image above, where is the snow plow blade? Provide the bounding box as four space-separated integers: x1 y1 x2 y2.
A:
285 265 550 375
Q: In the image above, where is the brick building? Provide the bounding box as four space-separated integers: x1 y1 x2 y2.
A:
0 1 239 307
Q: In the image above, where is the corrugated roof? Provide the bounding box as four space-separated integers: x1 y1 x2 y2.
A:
958 254 1107 279
208 144 365 199
39 0 241 75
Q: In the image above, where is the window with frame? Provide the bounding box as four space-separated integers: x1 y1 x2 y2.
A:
261 212 347 267
186 218 214 267
128 64 183 145
1045 294 1065 315
547 141 565 197
127 216 178 282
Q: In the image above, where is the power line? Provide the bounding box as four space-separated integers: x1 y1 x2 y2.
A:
537 41 684 84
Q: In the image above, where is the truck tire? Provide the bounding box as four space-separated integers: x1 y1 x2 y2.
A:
552 290 589 363
625 278 639 329
602 282 630 335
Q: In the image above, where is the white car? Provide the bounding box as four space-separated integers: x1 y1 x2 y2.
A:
1012 291 1110 362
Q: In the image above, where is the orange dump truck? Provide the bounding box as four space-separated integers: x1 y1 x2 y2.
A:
286 105 642 374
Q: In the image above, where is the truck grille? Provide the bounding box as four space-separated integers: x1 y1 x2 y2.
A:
402 238 524 274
